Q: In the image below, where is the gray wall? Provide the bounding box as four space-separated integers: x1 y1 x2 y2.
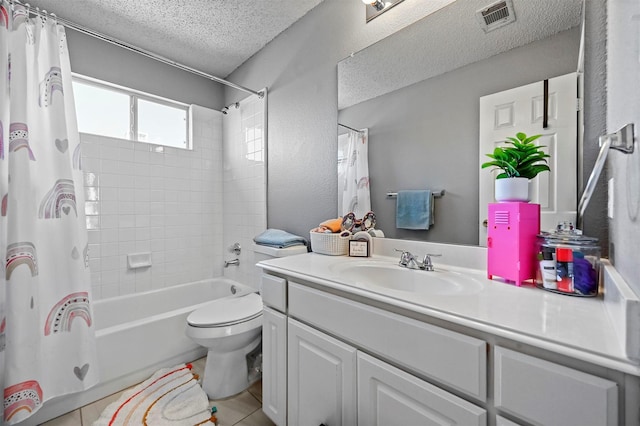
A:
582 0 609 255
606 0 640 294
66 28 224 109
225 0 454 240
339 28 580 245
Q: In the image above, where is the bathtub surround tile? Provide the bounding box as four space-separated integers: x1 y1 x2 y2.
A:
221 96 267 292
100 283 119 299
86 216 100 230
81 100 264 301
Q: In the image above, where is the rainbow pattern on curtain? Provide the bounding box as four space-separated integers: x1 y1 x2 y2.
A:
0 2 99 423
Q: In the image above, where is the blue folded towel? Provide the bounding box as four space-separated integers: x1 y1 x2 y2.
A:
396 190 434 230
254 229 308 248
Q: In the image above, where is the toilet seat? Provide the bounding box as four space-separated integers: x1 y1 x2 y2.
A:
187 292 262 328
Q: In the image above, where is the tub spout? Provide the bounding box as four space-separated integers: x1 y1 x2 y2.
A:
224 259 240 268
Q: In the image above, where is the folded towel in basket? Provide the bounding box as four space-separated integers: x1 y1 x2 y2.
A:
254 229 308 248
396 190 434 230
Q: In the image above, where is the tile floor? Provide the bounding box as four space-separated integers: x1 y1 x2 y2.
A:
42 357 275 426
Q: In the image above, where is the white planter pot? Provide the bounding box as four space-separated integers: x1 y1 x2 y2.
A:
494 177 530 202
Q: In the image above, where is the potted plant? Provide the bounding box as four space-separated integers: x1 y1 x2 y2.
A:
481 132 550 202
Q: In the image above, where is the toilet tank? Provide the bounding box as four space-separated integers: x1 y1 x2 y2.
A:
252 244 308 289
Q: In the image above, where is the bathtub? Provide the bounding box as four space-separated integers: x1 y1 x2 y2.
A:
27 278 255 426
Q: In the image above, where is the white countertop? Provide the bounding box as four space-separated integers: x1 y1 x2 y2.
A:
258 251 640 376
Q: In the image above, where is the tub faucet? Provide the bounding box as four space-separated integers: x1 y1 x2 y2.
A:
224 259 240 268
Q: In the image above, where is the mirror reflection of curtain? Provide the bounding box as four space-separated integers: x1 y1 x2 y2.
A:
339 129 370 217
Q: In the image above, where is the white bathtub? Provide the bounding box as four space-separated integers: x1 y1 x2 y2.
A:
27 278 255 426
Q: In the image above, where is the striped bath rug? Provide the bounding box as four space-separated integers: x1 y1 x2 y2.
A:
93 363 216 425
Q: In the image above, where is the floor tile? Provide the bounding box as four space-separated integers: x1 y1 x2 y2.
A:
39 409 82 426
248 380 262 404
190 356 207 381
80 389 124 425
209 390 261 426
236 408 276 426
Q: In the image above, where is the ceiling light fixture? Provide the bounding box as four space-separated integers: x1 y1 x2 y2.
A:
362 0 386 11
362 0 405 22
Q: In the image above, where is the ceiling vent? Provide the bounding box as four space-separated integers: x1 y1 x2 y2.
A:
476 0 516 33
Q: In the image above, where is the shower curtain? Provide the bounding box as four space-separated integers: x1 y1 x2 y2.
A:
341 128 371 217
0 3 98 423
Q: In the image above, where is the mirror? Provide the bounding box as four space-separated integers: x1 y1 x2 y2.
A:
338 0 583 246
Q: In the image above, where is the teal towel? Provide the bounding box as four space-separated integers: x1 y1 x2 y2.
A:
396 190 433 230
254 229 308 248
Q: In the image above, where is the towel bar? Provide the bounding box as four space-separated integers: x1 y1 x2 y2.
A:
387 190 445 198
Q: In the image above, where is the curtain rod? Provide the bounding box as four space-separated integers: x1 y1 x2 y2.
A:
338 123 363 133
13 0 264 98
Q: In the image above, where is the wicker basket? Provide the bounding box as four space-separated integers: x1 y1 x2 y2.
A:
309 231 350 256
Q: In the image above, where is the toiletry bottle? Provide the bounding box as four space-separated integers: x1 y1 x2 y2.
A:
556 248 574 293
539 247 557 289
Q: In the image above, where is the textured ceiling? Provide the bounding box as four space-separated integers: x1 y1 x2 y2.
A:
24 0 323 78
338 0 584 109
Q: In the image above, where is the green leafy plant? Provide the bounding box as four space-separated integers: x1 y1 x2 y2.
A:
481 132 550 179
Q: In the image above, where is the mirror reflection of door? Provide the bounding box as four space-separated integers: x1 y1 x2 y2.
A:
478 72 579 246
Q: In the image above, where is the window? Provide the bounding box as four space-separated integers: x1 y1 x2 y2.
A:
72 75 189 149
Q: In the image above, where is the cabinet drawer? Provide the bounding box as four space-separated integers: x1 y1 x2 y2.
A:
358 352 486 426
494 346 618 425
288 282 487 401
261 274 286 312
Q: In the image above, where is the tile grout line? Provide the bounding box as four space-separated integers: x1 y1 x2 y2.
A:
231 406 263 426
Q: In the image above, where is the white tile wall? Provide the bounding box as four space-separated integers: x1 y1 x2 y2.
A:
82 105 224 299
222 94 267 291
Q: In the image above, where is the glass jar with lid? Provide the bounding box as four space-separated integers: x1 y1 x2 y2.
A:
535 222 601 296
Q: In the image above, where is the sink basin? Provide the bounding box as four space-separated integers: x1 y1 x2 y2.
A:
329 261 483 296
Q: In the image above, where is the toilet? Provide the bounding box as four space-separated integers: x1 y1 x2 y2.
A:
185 243 307 399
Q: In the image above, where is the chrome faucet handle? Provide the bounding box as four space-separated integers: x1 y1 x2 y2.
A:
421 253 441 271
230 242 241 255
394 249 414 266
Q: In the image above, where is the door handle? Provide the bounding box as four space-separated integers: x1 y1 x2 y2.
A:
482 219 488 228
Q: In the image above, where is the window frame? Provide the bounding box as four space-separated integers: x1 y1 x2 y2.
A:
72 73 191 149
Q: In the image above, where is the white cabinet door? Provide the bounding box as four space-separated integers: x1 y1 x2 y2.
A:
358 352 486 426
494 346 618 426
288 318 357 426
262 307 287 426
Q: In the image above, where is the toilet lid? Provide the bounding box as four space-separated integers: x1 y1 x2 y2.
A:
187 292 263 327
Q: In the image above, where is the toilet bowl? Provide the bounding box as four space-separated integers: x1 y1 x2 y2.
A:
186 243 307 400
185 292 263 399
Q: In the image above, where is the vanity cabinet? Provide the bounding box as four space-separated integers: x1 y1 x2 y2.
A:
260 271 632 426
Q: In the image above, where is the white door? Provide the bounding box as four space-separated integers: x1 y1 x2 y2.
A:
479 73 579 245
288 318 357 426
262 307 287 426
358 352 487 426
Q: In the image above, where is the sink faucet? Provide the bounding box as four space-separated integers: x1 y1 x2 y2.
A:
395 249 441 271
